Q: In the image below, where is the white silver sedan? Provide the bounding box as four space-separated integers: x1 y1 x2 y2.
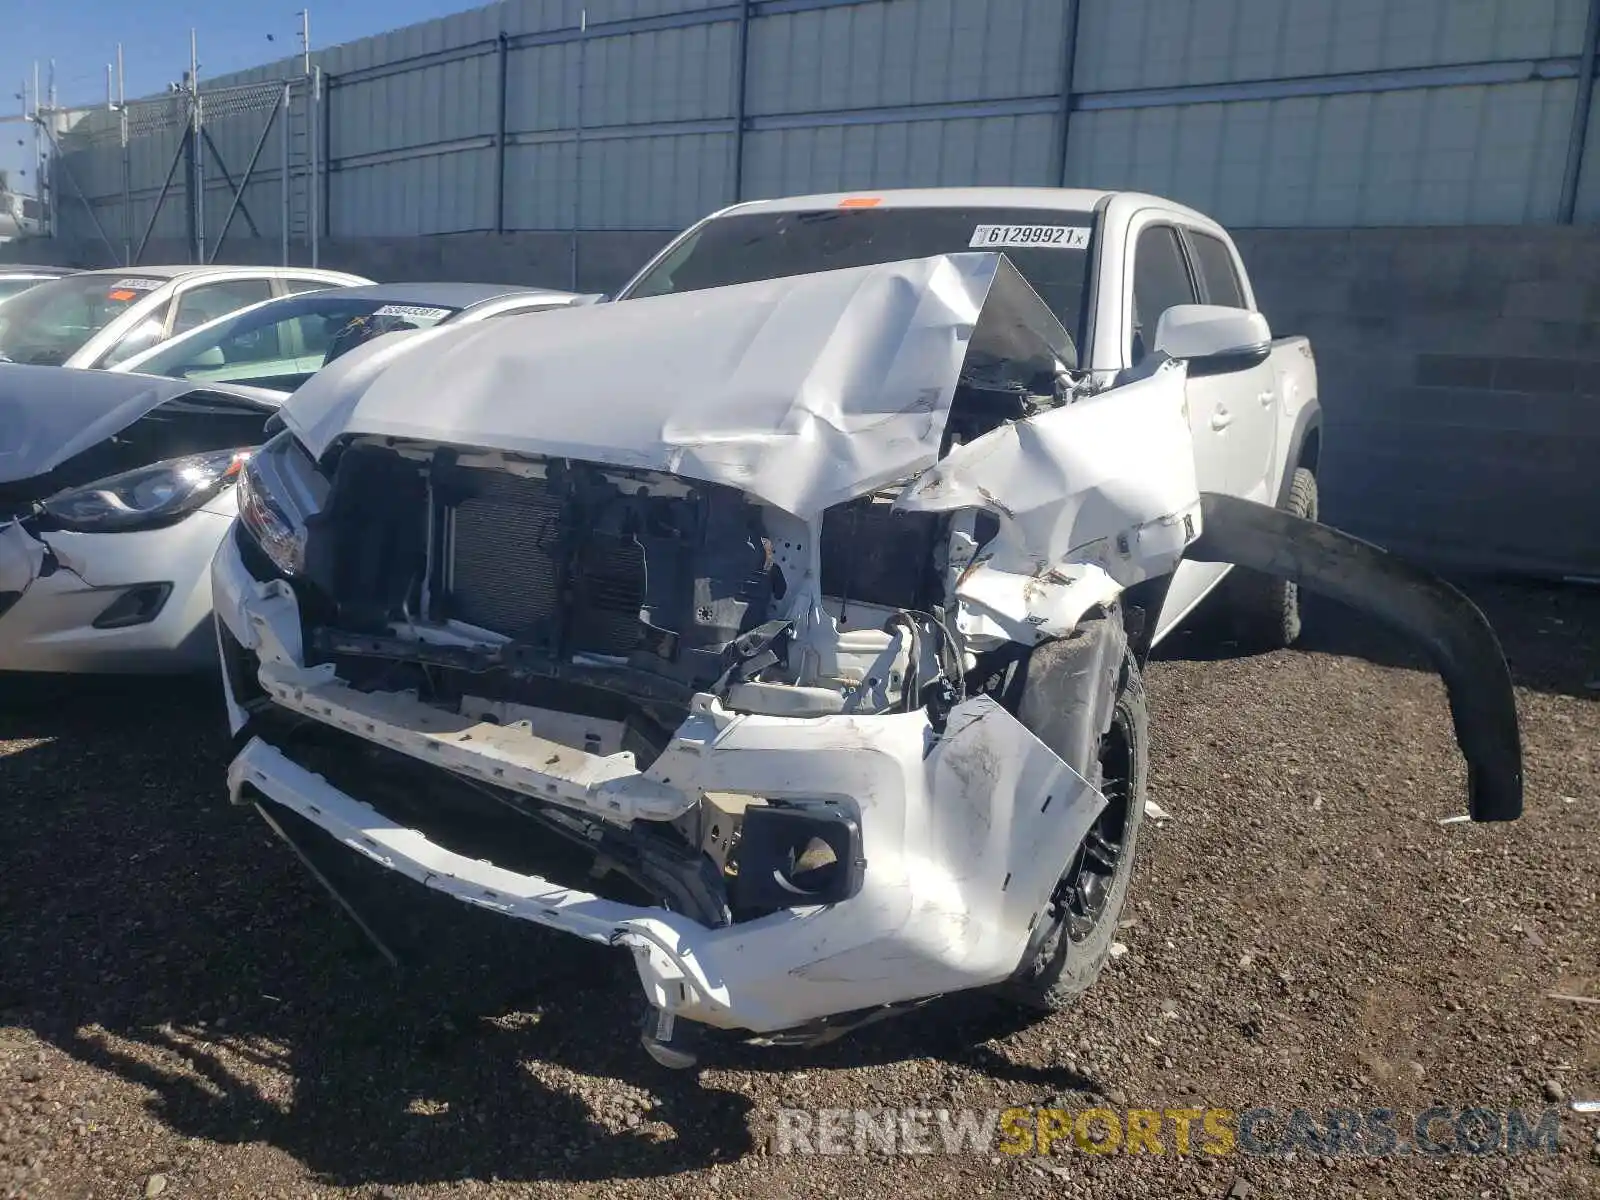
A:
0 264 369 369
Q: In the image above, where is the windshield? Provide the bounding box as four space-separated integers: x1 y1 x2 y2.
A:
127 293 462 392
0 274 162 365
620 206 1098 347
0 277 54 303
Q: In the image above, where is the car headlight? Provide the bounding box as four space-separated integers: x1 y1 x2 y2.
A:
235 431 326 577
41 449 252 532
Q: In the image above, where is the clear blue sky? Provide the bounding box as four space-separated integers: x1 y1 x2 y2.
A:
2 0 487 191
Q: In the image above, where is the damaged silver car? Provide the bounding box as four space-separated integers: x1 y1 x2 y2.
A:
212 192 1522 1067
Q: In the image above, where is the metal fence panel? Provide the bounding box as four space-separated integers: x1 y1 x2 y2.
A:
743 113 1057 197
583 24 739 125
1067 78 1575 226
1074 0 1589 91
747 0 1065 116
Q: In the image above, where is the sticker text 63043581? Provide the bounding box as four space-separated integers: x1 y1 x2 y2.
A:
372 303 452 321
968 225 1090 250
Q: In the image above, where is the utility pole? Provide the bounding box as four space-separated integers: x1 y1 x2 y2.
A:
118 43 130 264
299 10 312 76
33 62 45 230
186 29 204 263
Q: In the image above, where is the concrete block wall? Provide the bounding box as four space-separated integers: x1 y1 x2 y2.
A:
1234 226 1600 578
6 224 1598 577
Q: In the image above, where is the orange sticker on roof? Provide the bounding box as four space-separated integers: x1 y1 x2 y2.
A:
107 289 137 301
837 196 881 208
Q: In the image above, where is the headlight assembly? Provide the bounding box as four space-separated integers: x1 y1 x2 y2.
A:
235 431 327 577
42 448 252 533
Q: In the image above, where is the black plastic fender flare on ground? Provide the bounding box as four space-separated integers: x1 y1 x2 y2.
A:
1184 492 1523 822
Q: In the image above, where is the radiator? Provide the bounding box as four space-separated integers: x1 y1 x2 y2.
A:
443 470 645 654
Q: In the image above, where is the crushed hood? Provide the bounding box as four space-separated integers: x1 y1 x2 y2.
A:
281 253 1074 518
0 363 277 485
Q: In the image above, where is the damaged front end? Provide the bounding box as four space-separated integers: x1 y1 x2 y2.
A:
0 365 274 671
215 253 1520 1059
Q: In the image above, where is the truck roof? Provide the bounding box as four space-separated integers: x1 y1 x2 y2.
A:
720 187 1219 229
723 187 1114 215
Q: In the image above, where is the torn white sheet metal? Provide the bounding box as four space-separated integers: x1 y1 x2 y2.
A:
896 362 1202 645
282 253 1065 519
224 686 1104 1033
0 520 45 594
0 363 273 484
253 658 709 823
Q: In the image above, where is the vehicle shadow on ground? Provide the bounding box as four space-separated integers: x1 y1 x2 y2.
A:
1153 578 1600 701
0 677 1096 1189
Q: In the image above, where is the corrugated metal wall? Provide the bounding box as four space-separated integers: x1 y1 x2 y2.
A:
51 0 1600 248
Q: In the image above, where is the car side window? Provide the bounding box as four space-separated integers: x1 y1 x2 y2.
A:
171 279 274 336
98 302 171 366
1188 231 1247 310
282 276 340 297
1130 225 1198 366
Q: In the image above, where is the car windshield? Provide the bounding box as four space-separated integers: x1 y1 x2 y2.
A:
0 274 163 365
0 277 55 303
620 205 1098 347
127 293 462 392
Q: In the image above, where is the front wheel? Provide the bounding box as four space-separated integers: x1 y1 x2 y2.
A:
1226 465 1318 650
996 648 1149 1013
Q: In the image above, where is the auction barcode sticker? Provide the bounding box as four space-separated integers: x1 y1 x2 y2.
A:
969 224 1090 250
110 277 163 290
373 304 452 320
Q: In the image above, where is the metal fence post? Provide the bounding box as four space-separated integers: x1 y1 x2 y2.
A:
1052 0 1082 187
1558 0 1600 222
310 66 322 265
731 0 751 203
119 103 132 264
571 7 587 292
281 83 291 265
495 31 509 235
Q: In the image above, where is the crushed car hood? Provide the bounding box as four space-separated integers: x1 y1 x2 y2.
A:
282 253 1074 518
0 363 278 485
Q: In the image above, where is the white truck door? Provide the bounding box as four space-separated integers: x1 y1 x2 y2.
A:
1184 228 1279 504
1125 222 1230 638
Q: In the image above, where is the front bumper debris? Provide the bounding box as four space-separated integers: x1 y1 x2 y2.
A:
214 530 1107 1034
1186 492 1522 821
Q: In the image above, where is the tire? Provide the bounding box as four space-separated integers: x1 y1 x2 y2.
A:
1226 465 1318 650
996 643 1150 1013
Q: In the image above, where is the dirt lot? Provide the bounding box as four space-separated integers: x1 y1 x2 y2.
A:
1 582 1597 1200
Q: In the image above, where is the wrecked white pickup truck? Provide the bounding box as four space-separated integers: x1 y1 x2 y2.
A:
213 189 1522 1066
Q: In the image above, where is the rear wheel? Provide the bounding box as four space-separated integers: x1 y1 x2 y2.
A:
1226 465 1318 650
997 647 1149 1012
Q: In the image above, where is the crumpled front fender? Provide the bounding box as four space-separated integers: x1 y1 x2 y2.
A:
896 362 1201 647
1186 492 1522 822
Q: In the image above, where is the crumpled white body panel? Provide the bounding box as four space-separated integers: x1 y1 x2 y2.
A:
213 530 1104 1031
283 254 1016 518
897 363 1202 645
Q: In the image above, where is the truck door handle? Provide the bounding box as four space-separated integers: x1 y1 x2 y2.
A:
1210 406 1233 431
1258 389 1275 407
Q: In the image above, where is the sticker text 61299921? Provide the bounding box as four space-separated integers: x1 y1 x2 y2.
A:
969 225 1090 250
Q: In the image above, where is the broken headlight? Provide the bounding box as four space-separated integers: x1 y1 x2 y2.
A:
42 449 252 533
235 431 326 577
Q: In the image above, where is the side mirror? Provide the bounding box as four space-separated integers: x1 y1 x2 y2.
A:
1153 304 1271 374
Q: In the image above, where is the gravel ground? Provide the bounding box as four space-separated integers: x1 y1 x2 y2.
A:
1 580 1596 1200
